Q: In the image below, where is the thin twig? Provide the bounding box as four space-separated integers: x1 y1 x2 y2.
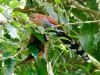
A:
0 46 26 60
52 20 100 28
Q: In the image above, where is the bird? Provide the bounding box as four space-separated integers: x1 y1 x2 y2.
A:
29 13 90 62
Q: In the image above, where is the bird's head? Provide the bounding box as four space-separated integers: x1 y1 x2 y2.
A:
29 13 45 26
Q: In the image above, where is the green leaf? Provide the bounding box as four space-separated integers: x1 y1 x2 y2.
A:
0 0 9 4
92 71 100 75
55 0 61 5
36 59 48 75
37 26 45 34
0 26 4 38
0 6 12 19
30 29 45 44
47 50 54 62
28 44 38 59
71 8 88 21
12 12 28 21
4 58 15 75
80 24 94 51
0 7 4 13
74 65 91 75
26 66 33 75
3 51 11 57
5 23 20 39
91 0 98 10
86 0 98 10
36 0 43 6
26 0 32 6
11 21 21 28
9 0 21 8
44 2 58 21
91 23 99 35
94 33 100 45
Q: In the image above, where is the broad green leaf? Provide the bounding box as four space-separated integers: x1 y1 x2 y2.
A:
28 44 38 59
36 59 48 75
30 29 45 44
9 0 21 8
71 8 88 21
44 2 58 21
80 35 93 51
5 23 20 39
4 58 15 75
80 24 94 51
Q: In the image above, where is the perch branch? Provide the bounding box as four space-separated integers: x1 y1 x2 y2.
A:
67 0 100 18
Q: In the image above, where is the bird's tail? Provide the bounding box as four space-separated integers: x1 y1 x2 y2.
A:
53 30 90 62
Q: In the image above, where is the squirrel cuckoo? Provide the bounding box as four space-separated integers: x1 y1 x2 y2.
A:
28 13 90 62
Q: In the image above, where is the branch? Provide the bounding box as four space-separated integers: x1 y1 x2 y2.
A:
0 46 26 60
68 0 100 18
64 20 100 25
51 20 100 28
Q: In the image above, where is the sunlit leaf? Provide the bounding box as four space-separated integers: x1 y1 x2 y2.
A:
0 6 4 13
12 12 28 23
0 0 9 4
9 0 21 8
55 0 61 5
5 23 20 39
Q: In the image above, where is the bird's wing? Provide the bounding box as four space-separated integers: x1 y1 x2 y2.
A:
46 16 59 25
46 15 63 30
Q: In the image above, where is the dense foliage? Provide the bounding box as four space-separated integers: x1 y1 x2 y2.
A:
0 0 100 75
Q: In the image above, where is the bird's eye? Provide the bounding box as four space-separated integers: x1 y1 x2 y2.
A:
33 16 35 19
